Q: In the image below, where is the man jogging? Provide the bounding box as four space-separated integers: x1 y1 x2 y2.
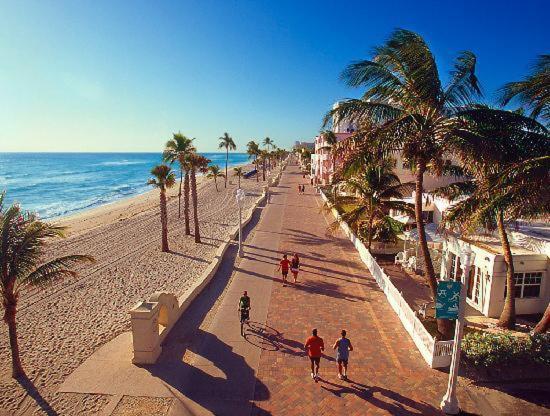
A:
333 329 353 380
277 254 291 286
304 328 324 382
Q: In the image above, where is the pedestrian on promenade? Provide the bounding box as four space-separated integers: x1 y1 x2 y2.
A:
297 184 302 194
290 253 300 284
277 254 291 286
304 328 324 382
333 329 353 380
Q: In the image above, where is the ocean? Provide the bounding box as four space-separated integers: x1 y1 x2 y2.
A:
0 152 251 219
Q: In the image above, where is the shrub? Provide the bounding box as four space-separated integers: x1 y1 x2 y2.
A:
462 331 550 367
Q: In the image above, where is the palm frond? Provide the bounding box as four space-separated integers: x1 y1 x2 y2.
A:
444 51 482 107
17 255 95 292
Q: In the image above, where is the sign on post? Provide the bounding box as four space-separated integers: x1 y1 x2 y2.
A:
435 281 461 319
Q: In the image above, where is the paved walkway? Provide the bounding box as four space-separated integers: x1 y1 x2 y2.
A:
156 162 548 416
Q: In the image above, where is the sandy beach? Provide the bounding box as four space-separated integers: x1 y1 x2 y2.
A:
0 163 266 415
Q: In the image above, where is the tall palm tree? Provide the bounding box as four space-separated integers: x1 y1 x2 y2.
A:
207 165 225 191
436 108 549 329
163 133 195 234
148 164 176 252
1 194 93 378
218 132 236 188
188 154 211 243
326 29 482 337
499 55 549 124
247 140 261 182
339 161 414 249
263 137 274 169
233 166 243 188
259 150 268 181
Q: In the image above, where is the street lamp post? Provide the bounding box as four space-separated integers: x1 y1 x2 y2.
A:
441 243 474 414
235 188 246 257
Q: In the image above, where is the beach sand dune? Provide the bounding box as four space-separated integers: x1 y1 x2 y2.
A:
0 165 266 415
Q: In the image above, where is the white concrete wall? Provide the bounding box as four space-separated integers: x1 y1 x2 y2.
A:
487 254 549 317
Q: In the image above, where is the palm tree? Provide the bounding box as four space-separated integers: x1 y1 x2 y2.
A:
1 194 93 378
233 166 243 188
259 150 268 181
436 108 549 329
218 132 236 188
148 164 176 252
339 160 414 249
499 55 549 124
263 137 274 169
207 165 225 191
247 140 261 182
188 154 211 243
326 29 482 337
163 133 195 234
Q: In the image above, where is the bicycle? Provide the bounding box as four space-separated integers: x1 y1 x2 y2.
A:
239 307 250 337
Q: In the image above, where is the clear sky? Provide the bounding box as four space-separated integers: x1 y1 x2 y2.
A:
0 0 547 152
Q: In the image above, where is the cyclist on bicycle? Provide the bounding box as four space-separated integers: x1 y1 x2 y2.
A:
238 290 251 323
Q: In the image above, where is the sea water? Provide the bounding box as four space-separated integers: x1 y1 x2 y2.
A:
0 152 251 219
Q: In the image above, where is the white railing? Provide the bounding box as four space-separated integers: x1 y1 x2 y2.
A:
319 190 452 368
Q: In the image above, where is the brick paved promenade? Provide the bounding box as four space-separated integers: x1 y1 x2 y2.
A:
160 162 545 415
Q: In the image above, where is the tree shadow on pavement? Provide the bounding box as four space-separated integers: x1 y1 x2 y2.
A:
17 375 59 416
320 379 442 415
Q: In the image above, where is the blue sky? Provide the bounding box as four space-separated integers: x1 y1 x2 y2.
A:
0 0 547 152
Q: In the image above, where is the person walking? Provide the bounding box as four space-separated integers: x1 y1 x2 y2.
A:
290 253 300 284
333 329 353 380
305 328 324 382
277 254 291 286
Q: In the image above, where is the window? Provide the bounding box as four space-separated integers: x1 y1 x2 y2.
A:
505 272 543 299
473 267 481 304
449 253 457 280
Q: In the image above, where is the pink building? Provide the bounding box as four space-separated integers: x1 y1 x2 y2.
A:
311 132 353 185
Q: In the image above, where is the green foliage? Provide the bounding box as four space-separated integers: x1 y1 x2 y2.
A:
462 331 550 367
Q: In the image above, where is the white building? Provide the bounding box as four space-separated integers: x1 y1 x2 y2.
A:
441 232 549 317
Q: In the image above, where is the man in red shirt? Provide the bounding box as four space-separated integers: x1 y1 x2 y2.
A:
277 254 291 286
304 328 324 382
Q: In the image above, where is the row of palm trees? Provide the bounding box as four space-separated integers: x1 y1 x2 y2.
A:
150 133 284 252
150 133 212 251
246 138 285 182
324 29 549 337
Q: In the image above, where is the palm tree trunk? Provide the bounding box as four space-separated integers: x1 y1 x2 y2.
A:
238 175 241 188
262 160 266 181
4 295 25 378
255 159 259 182
160 189 169 252
534 303 550 334
415 160 452 339
191 169 201 243
367 210 375 251
184 169 190 235
225 149 228 188
178 169 183 218
497 209 516 329
214 177 218 192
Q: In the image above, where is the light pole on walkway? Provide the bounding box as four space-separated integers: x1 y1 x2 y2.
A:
235 188 245 257
441 243 474 414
